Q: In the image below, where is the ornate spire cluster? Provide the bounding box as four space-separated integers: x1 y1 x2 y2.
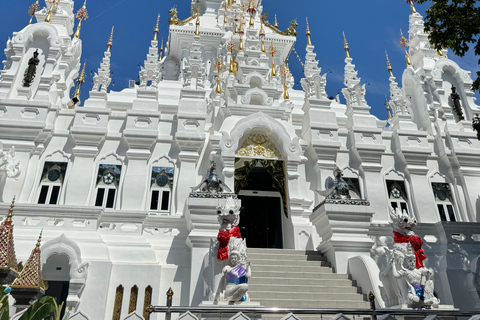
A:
301 21 327 100
385 52 409 117
139 15 162 89
11 231 46 290
342 33 367 108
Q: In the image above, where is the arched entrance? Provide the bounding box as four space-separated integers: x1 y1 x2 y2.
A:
43 254 70 318
234 157 288 249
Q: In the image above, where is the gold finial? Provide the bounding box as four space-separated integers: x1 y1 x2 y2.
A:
238 17 245 51
224 11 228 24
153 14 160 41
74 0 88 38
407 0 417 14
70 61 86 108
343 32 350 59
437 48 444 57
35 230 43 250
45 0 59 23
28 1 40 25
274 14 278 28
214 56 225 95
386 51 393 78
228 37 236 73
234 14 238 33
159 38 164 60
306 18 312 46
195 15 200 35
5 197 15 224
107 26 114 52
248 0 255 27
269 40 277 77
386 96 392 119
399 29 412 66
259 21 266 53
281 60 290 100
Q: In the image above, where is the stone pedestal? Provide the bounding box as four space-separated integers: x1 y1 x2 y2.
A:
310 202 374 274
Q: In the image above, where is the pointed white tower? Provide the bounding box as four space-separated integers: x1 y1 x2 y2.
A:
139 15 162 89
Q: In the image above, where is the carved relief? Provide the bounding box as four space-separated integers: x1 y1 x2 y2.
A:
236 134 282 158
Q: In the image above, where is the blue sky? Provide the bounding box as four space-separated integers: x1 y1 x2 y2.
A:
1 0 479 120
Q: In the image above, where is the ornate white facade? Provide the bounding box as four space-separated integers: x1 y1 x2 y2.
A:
0 0 480 319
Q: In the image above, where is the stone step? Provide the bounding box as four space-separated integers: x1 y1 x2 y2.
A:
250 291 365 301
253 270 348 280
250 258 330 267
253 264 333 273
249 277 354 287
252 299 370 309
249 284 359 294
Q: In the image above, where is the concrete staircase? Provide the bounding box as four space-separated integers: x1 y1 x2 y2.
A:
247 248 370 309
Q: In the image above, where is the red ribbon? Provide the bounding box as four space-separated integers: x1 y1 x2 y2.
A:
393 231 426 268
217 226 241 261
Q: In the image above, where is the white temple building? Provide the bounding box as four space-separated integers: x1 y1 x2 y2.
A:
0 0 480 319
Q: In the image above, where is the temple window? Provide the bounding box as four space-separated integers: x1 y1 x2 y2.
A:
149 167 174 213
386 180 409 213
94 164 122 209
37 162 68 205
432 182 456 222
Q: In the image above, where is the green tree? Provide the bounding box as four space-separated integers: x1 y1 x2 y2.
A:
415 0 480 92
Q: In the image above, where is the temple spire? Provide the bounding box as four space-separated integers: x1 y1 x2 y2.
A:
247 0 256 27
407 0 417 14
306 18 312 46
11 231 46 290
107 26 114 52
74 0 88 39
153 14 160 41
386 51 394 78
274 14 278 28
0 198 18 273
28 1 40 25
343 32 350 59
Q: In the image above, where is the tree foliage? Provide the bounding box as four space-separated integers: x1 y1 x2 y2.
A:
415 0 480 92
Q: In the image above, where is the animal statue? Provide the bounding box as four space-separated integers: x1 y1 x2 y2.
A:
380 206 439 308
317 167 359 199
168 6 199 26
202 196 251 302
191 161 232 193
260 12 298 37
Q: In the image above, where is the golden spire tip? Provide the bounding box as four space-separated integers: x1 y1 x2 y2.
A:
343 32 350 59
386 51 393 78
306 18 312 46
153 14 160 41
107 26 114 52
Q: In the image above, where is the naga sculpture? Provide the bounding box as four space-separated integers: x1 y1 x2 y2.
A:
168 6 199 26
260 12 298 37
23 50 40 87
202 197 251 302
191 161 232 193
317 167 359 200
381 207 440 308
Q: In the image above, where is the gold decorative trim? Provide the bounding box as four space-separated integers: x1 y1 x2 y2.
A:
236 134 282 159
112 285 124 320
260 12 298 37
128 285 138 314
143 285 153 320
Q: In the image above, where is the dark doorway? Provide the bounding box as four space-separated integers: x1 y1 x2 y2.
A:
45 281 69 318
238 194 283 249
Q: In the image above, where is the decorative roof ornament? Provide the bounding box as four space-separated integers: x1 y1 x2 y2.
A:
406 0 417 14
268 40 277 77
386 96 392 119
11 231 46 290
214 56 225 95
343 31 350 59
153 14 160 41
399 29 412 66
45 0 60 23
168 6 199 26
107 26 114 52
386 51 394 78
306 18 312 46
261 13 298 37
194 14 200 35
159 38 164 60
74 1 88 39
228 37 236 73
28 1 40 25
259 21 266 53
0 198 19 282
281 60 290 100
223 1 228 24
274 14 278 28
238 17 245 51
247 0 256 27
69 60 86 108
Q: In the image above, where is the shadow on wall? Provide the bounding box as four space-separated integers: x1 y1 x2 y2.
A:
476 196 480 222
